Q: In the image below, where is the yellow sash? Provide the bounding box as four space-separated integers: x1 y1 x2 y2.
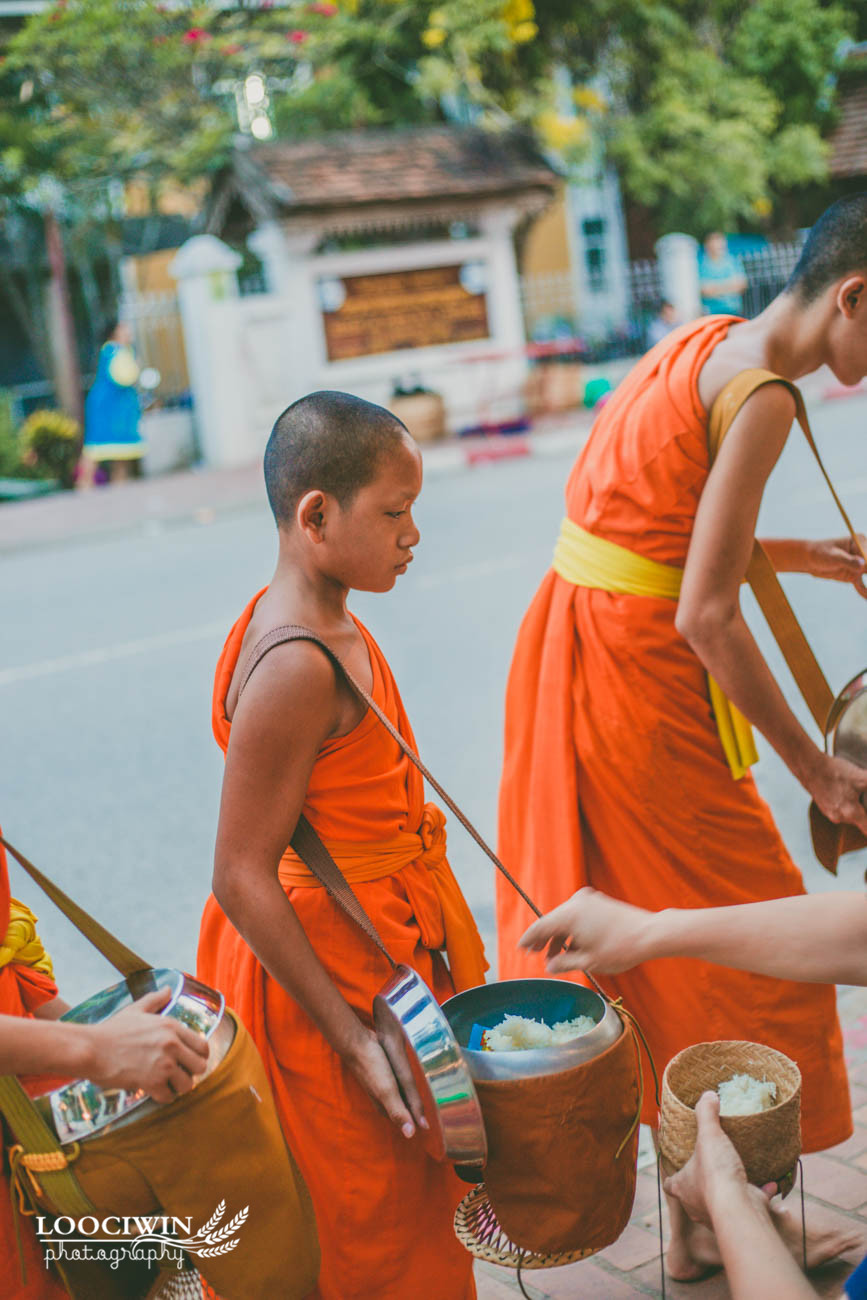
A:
278 803 488 992
0 898 54 977
553 517 758 780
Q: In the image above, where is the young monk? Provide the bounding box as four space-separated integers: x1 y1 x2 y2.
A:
0 832 207 1298
197 391 485 1300
496 193 867 1279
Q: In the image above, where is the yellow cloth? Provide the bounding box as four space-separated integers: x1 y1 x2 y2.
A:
0 899 54 979
552 517 759 780
278 803 488 993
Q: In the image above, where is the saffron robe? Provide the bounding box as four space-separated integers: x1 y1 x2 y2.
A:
197 595 478 1300
0 833 67 1299
497 317 851 1150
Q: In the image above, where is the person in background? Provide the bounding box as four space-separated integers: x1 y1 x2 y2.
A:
646 300 680 349
79 320 145 487
698 231 748 315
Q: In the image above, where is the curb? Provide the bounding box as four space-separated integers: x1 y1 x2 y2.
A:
0 417 594 554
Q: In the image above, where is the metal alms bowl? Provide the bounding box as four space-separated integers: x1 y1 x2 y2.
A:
34 968 230 1146
373 964 487 1175
826 669 867 767
443 978 623 1082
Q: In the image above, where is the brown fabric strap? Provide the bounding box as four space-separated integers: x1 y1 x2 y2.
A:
707 370 849 730
0 834 150 978
238 624 543 922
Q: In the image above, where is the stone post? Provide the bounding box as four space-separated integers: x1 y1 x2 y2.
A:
478 207 527 361
654 233 701 324
170 235 251 468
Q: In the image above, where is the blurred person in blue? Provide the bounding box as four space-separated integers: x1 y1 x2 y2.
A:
699 231 748 315
79 320 145 487
646 299 680 349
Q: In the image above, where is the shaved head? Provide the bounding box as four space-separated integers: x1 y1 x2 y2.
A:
264 391 408 527
786 194 867 304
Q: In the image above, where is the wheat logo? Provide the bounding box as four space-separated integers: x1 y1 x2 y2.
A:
173 1200 249 1258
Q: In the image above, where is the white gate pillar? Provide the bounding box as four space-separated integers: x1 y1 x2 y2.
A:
170 235 253 468
654 233 701 324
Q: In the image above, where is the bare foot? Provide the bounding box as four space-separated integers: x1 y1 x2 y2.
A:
667 1218 722 1282
666 1187 723 1282
770 1201 866 1271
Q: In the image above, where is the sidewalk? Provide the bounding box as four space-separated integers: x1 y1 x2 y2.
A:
475 983 867 1299
0 409 596 556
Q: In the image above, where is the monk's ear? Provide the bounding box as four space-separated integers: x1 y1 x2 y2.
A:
296 489 328 542
837 275 866 319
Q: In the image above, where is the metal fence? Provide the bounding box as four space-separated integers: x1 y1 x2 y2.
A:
740 241 804 318
120 290 190 403
519 238 805 363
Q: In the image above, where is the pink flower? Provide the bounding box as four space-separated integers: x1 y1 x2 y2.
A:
287 29 309 43
309 1 338 14
183 28 211 44
223 43 243 55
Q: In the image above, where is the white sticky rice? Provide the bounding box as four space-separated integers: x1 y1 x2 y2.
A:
482 1013 596 1051
717 1072 777 1116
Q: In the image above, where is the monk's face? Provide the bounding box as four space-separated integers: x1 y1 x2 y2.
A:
327 436 422 593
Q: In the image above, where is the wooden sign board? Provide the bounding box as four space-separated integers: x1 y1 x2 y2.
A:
320 264 490 362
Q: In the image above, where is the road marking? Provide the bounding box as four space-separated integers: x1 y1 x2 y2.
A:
0 554 538 686
0 622 227 687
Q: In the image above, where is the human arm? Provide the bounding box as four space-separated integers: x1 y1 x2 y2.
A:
32 996 71 1020
676 382 867 831
699 259 747 302
519 886 867 985
759 537 867 594
664 1092 815 1300
212 642 423 1138
0 988 209 1103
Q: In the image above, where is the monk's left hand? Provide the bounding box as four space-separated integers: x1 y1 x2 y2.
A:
806 536 867 597
518 887 655 974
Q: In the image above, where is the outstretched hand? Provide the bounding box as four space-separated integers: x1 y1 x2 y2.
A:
807 535 867 598
518 886 655 974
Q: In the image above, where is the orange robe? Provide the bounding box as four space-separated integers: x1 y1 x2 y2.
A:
197 595 479 1300
0 833 68 1298
497 317 851 1151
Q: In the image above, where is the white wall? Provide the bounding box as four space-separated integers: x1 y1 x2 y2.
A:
172 221 531 467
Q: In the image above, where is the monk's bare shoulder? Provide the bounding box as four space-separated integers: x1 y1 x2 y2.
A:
227 639 340 737
696 323 797 418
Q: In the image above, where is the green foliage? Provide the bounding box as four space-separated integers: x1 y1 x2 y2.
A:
0 391 20 478
18 408 81 487
532 0 856 233
3 0 860 243
730 0 853 127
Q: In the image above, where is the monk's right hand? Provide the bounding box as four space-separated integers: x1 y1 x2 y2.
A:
807 753 867 835
519 887 654 975
347 1029 426 1139
83 987 210 1103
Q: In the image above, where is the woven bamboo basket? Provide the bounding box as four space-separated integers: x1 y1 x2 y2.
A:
659 1040 801 1190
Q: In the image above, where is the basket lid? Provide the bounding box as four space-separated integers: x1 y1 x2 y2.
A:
373 965 487 1173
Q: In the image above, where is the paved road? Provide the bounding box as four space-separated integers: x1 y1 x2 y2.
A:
2 389 867 1005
